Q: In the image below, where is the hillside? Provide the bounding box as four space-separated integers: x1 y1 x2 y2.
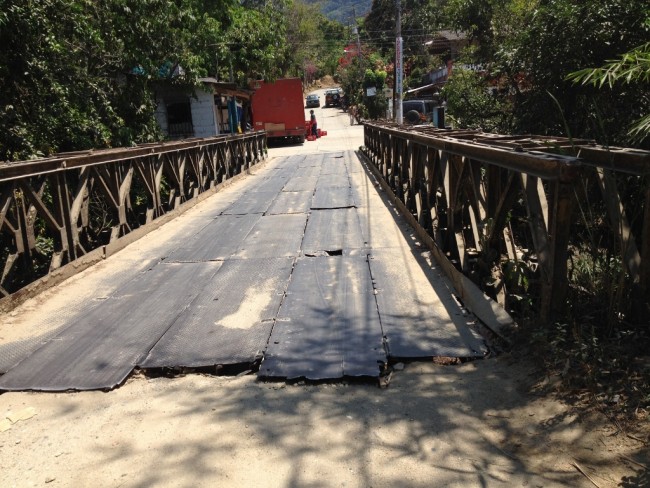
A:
306 0 371 23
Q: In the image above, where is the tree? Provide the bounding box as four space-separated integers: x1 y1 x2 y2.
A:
219 3 288 83
364 0 446 91
0 0 235 161
442 67 512 131
0 0 347 161
361 55 388 119
513 0 649 145
567 42 650 143
439 0 650 147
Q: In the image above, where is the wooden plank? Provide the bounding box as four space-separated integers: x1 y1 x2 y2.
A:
359 150 515 341
369 248 486 358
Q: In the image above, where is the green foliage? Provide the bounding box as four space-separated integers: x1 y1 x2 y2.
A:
0 0 223 160
337 56 363 106
220 4 287 83
567 42 650 89
0 0 345 161
361 65 388 119
512 0 649 146
437 0 650 148
317 17 347 77
567 42 650 143
442 67 511 131
304 0 371 23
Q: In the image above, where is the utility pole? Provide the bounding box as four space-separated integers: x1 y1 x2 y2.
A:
395 0 403 124
353 7 362 103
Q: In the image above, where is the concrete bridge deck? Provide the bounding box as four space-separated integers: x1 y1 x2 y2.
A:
0 107 486 392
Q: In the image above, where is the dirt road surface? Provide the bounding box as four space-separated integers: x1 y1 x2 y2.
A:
1 91 648 487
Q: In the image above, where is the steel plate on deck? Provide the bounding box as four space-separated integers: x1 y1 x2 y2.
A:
248 176 289 193
266 191 313 215
293 166 321 178
282 176 319 192
349 174 378 208
302 209 365 254
319 160 348 176
142 258 294 368
222 191 278 215
368 249 486 358
167 214 261 262
259 255 385 380
0 259 160 374
233 214 307 259
345 151 364 174
298 154 324 167
317 174 350 188
312 186 354 209
0 262 222 391
355 204 409 249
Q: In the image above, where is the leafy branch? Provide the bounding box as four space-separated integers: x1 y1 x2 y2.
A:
567 42 650 142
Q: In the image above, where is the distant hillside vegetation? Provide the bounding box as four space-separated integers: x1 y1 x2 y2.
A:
306 0 371 23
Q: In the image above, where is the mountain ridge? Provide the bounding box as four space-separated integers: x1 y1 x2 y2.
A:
306 0 372 23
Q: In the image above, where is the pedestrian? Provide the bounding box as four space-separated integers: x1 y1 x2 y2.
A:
349 105 357 125
310 109 318 137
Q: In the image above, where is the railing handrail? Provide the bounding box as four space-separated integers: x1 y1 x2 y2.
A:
364 122 650 177
0 131 266 182
0 131 267 308
362 121 649 326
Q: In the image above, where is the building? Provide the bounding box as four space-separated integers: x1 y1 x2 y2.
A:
155 79 253 139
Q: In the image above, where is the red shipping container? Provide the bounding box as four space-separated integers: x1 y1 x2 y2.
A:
251 78 306 144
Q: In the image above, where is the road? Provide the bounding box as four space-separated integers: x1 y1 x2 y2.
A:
0 90 643 487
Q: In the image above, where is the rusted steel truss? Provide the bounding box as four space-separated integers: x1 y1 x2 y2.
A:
362 122 650 324
0 132 266 298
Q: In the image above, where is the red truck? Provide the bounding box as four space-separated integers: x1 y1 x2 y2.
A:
251 78 306 143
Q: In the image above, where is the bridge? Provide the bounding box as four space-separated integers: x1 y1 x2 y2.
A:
0 106 648 392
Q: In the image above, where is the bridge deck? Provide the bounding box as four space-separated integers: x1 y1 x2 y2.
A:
0 150 486 391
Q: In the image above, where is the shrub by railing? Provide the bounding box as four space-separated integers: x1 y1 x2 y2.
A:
0 131 266 305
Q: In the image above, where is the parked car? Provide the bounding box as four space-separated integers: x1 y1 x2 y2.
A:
402 99 435 124
305 94 320 108
324 88 342 107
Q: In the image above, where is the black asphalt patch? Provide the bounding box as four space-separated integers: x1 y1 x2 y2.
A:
233 214 307 259
141 258 294 368
259 255 385 380
368 249 487 359
0 262 222 391
167 214 261 262
312 186 354 209
302 208 366 255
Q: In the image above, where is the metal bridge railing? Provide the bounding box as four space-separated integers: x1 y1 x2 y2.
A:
362 122 650 326
0 131 267 306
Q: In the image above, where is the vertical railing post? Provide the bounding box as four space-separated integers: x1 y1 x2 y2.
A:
544 179 576 324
